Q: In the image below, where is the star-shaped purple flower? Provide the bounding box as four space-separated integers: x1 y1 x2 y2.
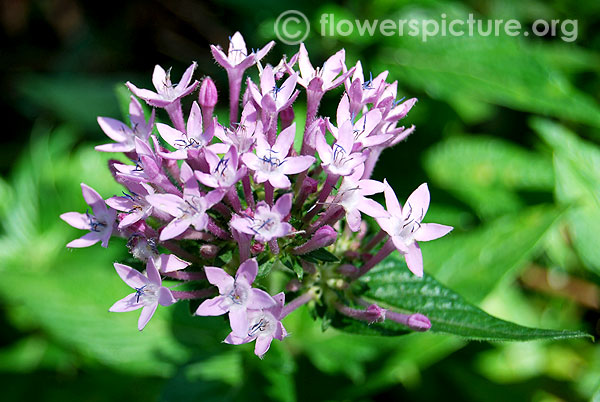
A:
146 163 224 241
224 292 287 359
230 194 293 243
106 181 155 229
242 123 314 189
109 258 176 331
376 181 453 277
195 258 277 336
195 145 247 190
126 62 198 108
332 165 387 231
60 183 116 248
316 120 366 177
156 102 227 160
95 96 155 153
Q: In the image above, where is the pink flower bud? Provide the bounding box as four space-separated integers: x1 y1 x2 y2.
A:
198 77 218 108
251 242 265 255
200 244 219 259
407 313 431 331
280 105 295 129
286 279 302 292
337 264 358 276
292 225 337 255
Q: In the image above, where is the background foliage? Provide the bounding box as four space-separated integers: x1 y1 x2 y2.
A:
1 0 599 400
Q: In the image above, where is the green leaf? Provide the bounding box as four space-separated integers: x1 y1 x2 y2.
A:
300 248 339 263
379 29 600 128
424 135 554 218
357 255 592 341
425 205 564 303
533 118 600 274
533 118 600 207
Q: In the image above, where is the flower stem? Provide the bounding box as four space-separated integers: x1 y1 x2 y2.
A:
165 100 186 133
363 229 388 252
354 238 395 280
228 74 242 124
281 291 315 318
163 270 206 281
172 289 215 300
242 175 255 209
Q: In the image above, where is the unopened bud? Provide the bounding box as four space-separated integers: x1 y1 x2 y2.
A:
286 279 302 292
280 106 295 129
337 264 358 276
407 313 431 331
198 77 218 108
200 244 219 259
251 242 265 255
292 225 337 255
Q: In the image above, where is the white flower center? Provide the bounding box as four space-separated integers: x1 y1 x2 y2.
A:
135 283 160 306
247 311 277 338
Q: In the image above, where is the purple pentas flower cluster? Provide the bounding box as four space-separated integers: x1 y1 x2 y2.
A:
61 32 452 358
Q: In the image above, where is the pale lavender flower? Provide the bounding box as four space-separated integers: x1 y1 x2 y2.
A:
109 258 176 331
376 182 453 276
106 182 155 229
345 61 389 116
126 63 198 108
195 258 276 336
211 32 274 75
146 163 225 240
214 102 261 154
248 65 299 113
331 94 389 148
230 194 293 243
242 123 314 189
113 136 162 183
156 102 227 159
223 292 287 358
316 121 366 177
60 183 116 248
95 96 155 153
211 32 275 123
195 145 247 190
292 44 351 92
332 166 387 231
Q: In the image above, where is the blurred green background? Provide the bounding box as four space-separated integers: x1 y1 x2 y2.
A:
1 0 600 400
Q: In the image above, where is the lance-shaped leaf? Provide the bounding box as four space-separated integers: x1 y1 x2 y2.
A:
334 255 592 341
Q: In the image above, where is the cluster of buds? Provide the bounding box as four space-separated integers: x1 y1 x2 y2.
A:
60 32 452 358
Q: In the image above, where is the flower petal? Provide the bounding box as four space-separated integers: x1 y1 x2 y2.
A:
229 309 250 337
158 287 176 307
404 183 430 221
114 263 149 289
109 293 144 312
60 212 90 230
81 183 107 216
247 288 276 309
235 259 258 285
138 304 158 331
204 266 234 293
383 180 402 217
66 232 101 248
195 296 229 316
414 223 453 242
404 242 423 277
254 335 273 358
159 217 192 241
